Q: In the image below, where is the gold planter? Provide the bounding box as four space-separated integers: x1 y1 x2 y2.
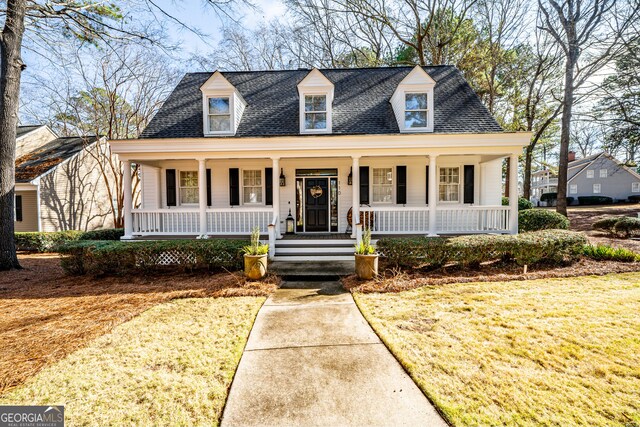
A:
244 254 268 280
354 253 379 280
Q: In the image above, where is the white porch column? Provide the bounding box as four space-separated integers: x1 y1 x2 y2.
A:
509 153 519 234
272 157 282 238
428 155 438 236
198 158 208 238
351 156 360 239
122 160 133 239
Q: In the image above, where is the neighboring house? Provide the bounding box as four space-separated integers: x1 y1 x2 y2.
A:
14 125 115 232
531 151 640 204
110 66 530 259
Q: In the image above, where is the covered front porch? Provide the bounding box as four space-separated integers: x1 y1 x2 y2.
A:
119 150 520 248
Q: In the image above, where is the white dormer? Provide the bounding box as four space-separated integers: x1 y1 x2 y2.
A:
391 65 436 133
200 71 247 136
297 69 334 134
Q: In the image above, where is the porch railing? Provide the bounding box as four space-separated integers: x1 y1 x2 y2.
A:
358 205 510 234
132 209 199 235
437 206 510 233
131 208 272 235
206 208 272 235
360 206 430 234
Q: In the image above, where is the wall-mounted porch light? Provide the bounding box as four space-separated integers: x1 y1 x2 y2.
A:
347 167 353 185
279 168 286 187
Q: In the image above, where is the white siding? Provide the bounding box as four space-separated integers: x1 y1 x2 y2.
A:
16 126 57 158
14 190 39 232
141 165 160 209
480 159 502 205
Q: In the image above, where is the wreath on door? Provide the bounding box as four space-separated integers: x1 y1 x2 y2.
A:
309 185 323 198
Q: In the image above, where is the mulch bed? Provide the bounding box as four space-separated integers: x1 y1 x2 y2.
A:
0 253 279 394
566 204 640 252
343 258 640 294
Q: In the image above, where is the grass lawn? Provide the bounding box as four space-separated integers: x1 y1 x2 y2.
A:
0 253 277 392
354 272 640 426
0 297 264 426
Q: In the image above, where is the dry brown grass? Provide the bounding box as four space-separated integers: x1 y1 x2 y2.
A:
0 253 279 394
343 258 640 294
355 273 640 426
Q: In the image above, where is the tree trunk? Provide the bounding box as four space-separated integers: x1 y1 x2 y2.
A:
523 146 534 200
504 157 510 197
556 54 576 218
0 0 27 271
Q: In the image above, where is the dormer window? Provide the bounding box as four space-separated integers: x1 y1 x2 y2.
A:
391 65 436 133
405 93 428 129
304 95 327 131
297 69 334 134
207 97 231 132
200 71 247 136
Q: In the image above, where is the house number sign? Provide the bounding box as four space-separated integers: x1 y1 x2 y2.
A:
310 186 323 198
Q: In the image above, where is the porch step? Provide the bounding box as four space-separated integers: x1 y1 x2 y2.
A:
271 260 355 276
274 238 357 260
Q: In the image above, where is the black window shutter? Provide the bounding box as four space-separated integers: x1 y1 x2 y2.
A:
15 195 23 221
359 166 369 205
425 165 429 204
464 165 475 204
206 169 212 207
396 166 407 204
229 168 240 206
265 167 273 206
166 169 177 207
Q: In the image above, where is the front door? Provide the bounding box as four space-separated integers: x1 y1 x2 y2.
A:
305 178 329 232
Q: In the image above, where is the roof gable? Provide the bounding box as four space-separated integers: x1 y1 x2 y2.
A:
15 136 99 183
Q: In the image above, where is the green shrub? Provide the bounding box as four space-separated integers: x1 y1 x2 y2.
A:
15 231 83 252
628 195 640 203
502 197 534 211
592 217 622 234
578 196 613 205
518 209 569 232
78 228 124 241
376 230 586 269
58 239 248 276
582 244 639 262
540 192 557 203
612 217 640 238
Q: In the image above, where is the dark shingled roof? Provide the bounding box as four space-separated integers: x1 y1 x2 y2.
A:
16 125 44 138
140 66 502 139
15 136 99 183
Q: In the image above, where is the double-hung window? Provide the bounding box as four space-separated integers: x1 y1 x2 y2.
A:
179 171 199 204
439 167 460 202
633 182 640 193
372 168 393 203
586 169 594 178
304 95 327 131
600 169 608 178
569 184 577 194
243 170 263 204
405 93 428 129
207 97 231 132
593 183 601 194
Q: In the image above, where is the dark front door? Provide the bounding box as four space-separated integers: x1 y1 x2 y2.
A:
305 178 329 232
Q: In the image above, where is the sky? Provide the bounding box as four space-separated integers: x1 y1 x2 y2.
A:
154 0 288 58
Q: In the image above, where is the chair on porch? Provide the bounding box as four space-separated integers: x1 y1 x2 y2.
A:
345 206 375 235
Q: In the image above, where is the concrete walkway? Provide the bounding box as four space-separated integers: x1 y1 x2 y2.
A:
221 280 448 427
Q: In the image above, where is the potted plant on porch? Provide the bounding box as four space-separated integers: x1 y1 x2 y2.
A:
354 227 379 280
243 227 269 280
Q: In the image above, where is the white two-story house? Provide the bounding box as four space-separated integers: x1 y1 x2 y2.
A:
111 65 530 259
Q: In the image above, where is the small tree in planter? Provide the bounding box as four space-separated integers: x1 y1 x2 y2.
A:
354 227 378 280
242 227 269 280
